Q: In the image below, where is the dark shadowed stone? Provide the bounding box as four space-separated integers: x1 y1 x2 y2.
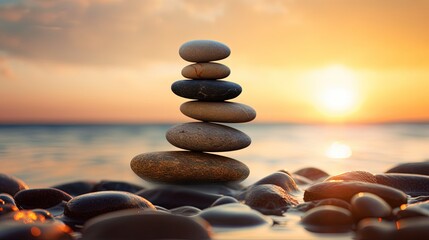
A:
64 191 155 221
136 187 221 209
0 221 73 240
211 196 239 207
252 172 299 193
52 180 97 197
325 171 377 183
182 62 230 79
166 122 251 152
394 200 429 219
82 209 211 240
386 161 429 176
172 80 242 101
301 205 353 233
0 204 18 217
131 151 249 183
242 184 298 215
350 192 392 221
14 188 72 209
0 173 28 196
293 167 329 182
179 39 230 62
304 181 407 208
93 180 144 193
32 209 54 220
315 198 352 211
198 203 272 228
375 173 429 197
395 217 429 240
170 206 201 216
356 218 395 240
0 193 16 206
180 101 256 123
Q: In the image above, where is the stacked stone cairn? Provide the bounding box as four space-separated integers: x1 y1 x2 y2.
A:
131 40 256 184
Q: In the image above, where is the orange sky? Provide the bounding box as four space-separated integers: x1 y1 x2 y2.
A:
0 0 428 123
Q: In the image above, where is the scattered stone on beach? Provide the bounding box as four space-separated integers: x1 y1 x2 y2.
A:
180 101 256 123
131 151 249 183
386 160 429 176
179 39 230 62
14 188 72 210
166 122 251 152
64 191 155 221
0 193 16 206
82 209 212 240
293 167 329 182
0 173 29 196
356 218 395 240
93 180 144 193
0 221 73 240
171 80 242 101
375 173 429 197
198 203 272 228
350 192 392 221
394 200 429 219
136 187 222 209
182 62 230 79
52 180 97 197
315 198 352 211
325 171 377 183
211 196 239 207
304 181 408 208
251 172 300 193
241 184 298 216
301 205 353 233
169 206 201 217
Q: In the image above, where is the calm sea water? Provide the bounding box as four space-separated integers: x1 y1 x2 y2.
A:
1 123 428 188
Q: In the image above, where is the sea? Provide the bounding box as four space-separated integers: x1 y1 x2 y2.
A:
1 123 428 188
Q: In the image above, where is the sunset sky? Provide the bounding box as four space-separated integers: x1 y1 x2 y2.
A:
1 0 428 123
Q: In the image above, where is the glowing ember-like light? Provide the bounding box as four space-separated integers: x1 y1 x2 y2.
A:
325 141 352 159
13 211 45 224
31 227 42 237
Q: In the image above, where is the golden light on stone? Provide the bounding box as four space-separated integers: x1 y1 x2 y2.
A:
325 141 352 159
13 211 45 224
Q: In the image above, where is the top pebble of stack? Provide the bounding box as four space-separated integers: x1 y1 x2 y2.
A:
179 40 231 62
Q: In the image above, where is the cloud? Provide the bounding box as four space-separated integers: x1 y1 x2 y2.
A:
0 56 15 80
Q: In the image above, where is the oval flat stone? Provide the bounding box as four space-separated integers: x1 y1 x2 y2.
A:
179 40 230 62
171 80 241 101
386 161 429 176
0 173 28 196
180 101 256 123
293 167 329 182
350 192 392 221
51 180 97 197
375 173 429 197
64 191 155 221
14 188 72 210
325 171 377 183
93 180 144 193
166 122 251 152
304 181 407 208
301 206 353 233
130 151 249 183
356 218 395 240
182 63 230 79
252 172 299 193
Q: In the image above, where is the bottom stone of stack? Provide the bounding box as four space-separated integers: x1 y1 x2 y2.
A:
130 151 249 184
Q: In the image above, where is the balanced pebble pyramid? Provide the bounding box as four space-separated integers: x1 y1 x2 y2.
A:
131 40 256 184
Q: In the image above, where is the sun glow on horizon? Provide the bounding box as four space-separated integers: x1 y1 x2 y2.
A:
326 141 352 159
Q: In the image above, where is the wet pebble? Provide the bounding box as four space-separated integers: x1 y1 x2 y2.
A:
386 160 429 176
0 173 29 196
64 191 155 221
315 198 352 211
395 217 429 240
350 192 392 221
241 184 298 215
0 221 73 240
169 206 201 216
198 203 272 228
304 181 407 208
0 193 16 206
171 80 242 101
394 200 429 219
325 171 377 183
356 218 395 240
82 209 211 240
301 205 353 233
14 188 72 209
252 172 300 193
211 196 239 207
52 180 97 197
0 204 18 217
92 180 144 193
375 173 429 197
293 167 329 182
137 187 221 209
